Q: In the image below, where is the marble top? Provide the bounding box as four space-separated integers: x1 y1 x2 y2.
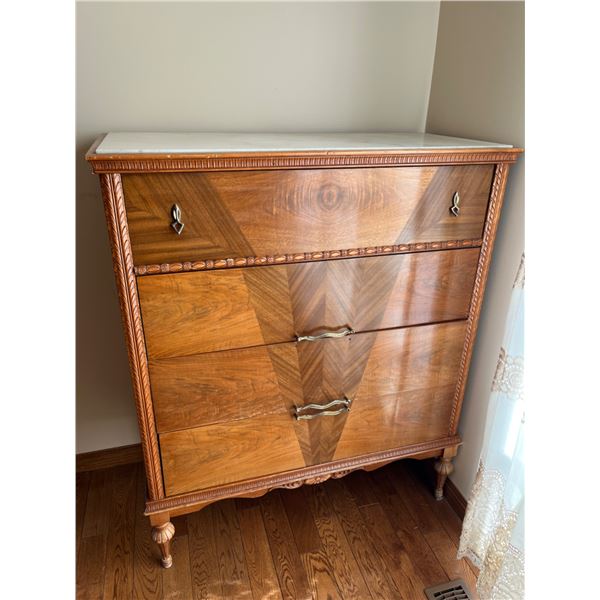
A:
95 132 512 155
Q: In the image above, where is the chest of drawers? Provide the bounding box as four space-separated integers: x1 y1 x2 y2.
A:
87 132 521 568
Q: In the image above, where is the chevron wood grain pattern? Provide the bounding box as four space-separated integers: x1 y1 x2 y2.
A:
77 460 478 600
138 248 479 359
122 165 493 266
158 321 466 495
148 301 470 435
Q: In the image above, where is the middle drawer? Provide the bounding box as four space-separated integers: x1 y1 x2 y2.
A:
138 248 479 359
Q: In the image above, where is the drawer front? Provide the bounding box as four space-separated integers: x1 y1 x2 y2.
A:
123 166 493 267
139 248 479 359
159 321 466 495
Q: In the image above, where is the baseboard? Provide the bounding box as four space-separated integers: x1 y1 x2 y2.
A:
76 443 143 472
444 475 468 520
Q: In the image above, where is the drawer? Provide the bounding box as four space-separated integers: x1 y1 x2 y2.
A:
139 248 479 359
158 321 466 495
122 166 494 267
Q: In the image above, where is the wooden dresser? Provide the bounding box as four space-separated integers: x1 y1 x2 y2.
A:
86 132 521 568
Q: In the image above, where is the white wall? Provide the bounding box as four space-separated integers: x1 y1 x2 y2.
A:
76 1 441 453
426 1 525 496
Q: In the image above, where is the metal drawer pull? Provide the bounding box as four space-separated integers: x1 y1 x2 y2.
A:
450 191 460 217
171 204 185 234
295 397 352 420
296 327 355 343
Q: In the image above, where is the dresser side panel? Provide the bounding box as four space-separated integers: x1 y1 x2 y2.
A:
449 162 511 433
99 172 164 499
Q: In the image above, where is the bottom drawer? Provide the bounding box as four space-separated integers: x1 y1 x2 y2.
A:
159 320 466 496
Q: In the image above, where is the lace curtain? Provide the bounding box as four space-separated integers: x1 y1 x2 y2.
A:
458 255 524 599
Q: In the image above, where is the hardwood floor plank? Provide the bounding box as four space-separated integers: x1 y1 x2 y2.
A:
360 501 426 599
237 504 284 600
76 471 91 556
162 532 195 600
301 549 345 600
187 505 223 600
280 487 321 554
213 499 253 599
102 464 137 600
77 535 108 600
367 467 448 588
132 465 162 600
77 469 112 600
342 469 379 508
388 463 479 597
260 491 312 600
406 460 464 543
326 478 403 600
403 463 481 583
303 483 373 600
82 468 111 539
77 461 483 600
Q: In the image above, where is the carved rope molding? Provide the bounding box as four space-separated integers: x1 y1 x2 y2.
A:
144 435 461 515
448 162 510 433
134 239 484 276
100 173 165 500
88 150 522 173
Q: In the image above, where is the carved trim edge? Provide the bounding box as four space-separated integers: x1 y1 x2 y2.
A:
449 163 511 432
88 150 521 173
135 239 483 276
144 435 461 514
275 469 355 490
100 173 165 500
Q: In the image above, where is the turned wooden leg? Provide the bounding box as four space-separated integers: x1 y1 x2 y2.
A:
150 518 175 568
434 447 457 501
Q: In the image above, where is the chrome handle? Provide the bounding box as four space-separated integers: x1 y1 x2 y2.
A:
295 397 352 420
171 204 184 234
296 327 355 343
450 191 460 217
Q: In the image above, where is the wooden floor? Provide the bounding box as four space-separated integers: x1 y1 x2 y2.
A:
76 460 478 600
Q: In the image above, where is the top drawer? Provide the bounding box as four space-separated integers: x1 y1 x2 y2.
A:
122 165 494 267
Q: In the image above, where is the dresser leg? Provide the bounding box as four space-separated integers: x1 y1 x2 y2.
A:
150 517 175 568
434 447 457 501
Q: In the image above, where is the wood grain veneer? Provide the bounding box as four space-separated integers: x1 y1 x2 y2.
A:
87 134 520 568
139 248 479 358
122 165 493 267
159 322 466 495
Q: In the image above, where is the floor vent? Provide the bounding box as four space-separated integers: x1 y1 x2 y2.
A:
424 579 474 600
